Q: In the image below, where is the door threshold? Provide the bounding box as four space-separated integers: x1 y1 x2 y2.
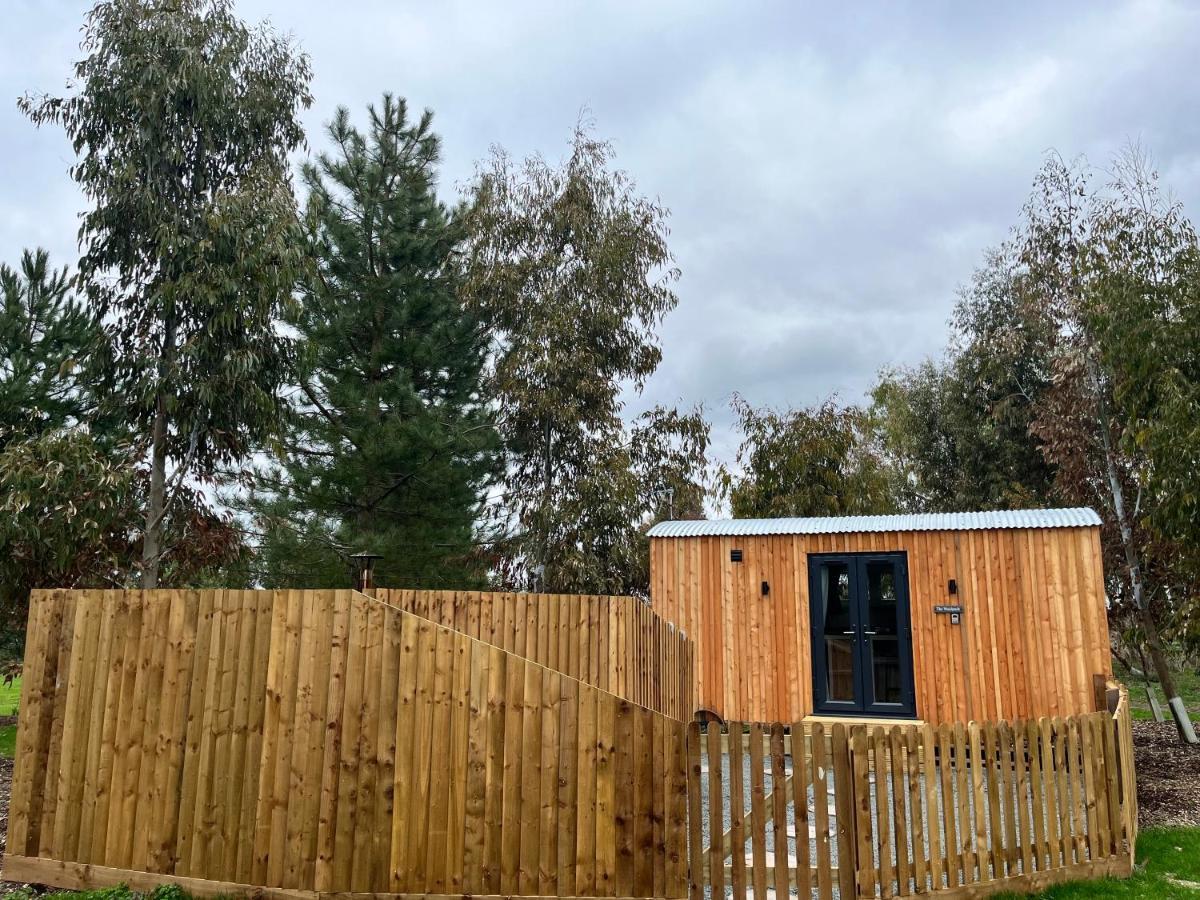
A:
802 714 925 727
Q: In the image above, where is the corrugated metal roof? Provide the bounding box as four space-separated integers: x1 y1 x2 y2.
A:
646 507 1101 538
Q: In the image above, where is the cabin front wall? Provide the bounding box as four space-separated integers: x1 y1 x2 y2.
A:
648 526 1112 725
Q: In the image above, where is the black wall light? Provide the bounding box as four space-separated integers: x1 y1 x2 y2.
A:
948 579 958 595
761 581 770 596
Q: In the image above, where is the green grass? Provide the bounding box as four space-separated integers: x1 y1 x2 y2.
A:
0 674 18 759
0 674 20 716
993 828 1200 898
4 884 191 900
1115 663 1200 722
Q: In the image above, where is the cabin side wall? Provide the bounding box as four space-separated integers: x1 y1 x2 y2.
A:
648 526 1112 724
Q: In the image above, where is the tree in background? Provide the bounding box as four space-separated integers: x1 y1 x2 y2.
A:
722 394 895 518
1084 152 1200 656
0 244 246 622
21 0 312 589
0 431 136 623
247 96 500 588
0 250 100 447
871 248 1057 512
0 429 245 627
1018 150 1198 742
463 123 710 594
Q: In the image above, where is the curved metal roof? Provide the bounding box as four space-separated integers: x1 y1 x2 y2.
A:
645 507 1101 538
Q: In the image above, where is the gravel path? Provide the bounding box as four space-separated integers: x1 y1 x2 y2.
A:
697 744 1088 900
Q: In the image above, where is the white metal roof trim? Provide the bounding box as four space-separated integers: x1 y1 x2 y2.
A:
646 507 1101 538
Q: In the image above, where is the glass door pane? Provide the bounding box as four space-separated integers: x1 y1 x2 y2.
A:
863 559 904 707
818 561 857 703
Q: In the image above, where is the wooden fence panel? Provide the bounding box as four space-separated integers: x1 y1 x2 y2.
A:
374 589 694 722
686 695 1136 900
6 588 689 899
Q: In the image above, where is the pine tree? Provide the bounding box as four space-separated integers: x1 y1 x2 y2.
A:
0 249 100 446
250 96 499 588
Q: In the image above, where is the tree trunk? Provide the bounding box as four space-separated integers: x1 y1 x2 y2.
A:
1092 355 1197 742
141 310 176 590
141 397 168 589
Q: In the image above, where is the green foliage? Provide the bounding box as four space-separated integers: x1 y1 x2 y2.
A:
871 243 1058 513
4 884 195 900
723 395 895 518
0 249 101 446
463 123 709 594
0 429 247 624
1012 150 1200 648
1074 154 1200 644
247 96 500 589
874 146 1200 726
21 0 313 586
0 724 15 759
0 429 139 623
0 674 21 715
507 403 709 597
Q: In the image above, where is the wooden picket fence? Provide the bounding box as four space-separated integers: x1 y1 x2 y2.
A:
5 589 690 899
686 685 1136 899
374 588 693 722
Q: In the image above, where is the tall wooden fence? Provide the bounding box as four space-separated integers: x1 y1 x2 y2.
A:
374 589 693 722
5 589 690 899
686 685 1137 899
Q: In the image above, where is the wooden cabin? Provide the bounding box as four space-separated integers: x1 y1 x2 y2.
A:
647 508 1112 726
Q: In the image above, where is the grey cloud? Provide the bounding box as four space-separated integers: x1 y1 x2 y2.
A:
5 0 1200 467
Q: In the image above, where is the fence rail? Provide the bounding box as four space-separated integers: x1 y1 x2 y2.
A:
686 685 1136 899
374 589 694 722
6 589 690 899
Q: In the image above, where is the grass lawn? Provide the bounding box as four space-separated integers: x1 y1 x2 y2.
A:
0 674 19 759
993 827 1200 898
1117 663 1200 722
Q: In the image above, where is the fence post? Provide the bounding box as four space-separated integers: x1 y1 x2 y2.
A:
831 724 858 899
849 725 875 899
686 722 703 900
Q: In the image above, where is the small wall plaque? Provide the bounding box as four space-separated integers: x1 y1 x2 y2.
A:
934 604 963 615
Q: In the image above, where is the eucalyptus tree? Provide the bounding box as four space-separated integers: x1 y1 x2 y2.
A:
1019 150 1197 742
871 248 1058 513
723 395 895 519
21 0 312 588
462 124 709 594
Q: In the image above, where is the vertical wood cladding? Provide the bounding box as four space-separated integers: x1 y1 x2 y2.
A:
649 527 1112 724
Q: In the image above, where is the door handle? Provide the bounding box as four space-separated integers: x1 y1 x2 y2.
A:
863 630 878 635
841 630 856 635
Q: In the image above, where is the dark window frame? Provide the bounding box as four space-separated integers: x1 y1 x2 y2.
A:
808 551 917 718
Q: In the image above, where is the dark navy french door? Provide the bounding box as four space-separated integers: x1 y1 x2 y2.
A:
809 553 916 718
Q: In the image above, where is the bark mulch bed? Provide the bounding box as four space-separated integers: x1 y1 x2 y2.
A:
0 757 26 895
1134 719 1200 828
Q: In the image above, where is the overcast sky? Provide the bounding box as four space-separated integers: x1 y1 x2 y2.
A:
5 0 1200 463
